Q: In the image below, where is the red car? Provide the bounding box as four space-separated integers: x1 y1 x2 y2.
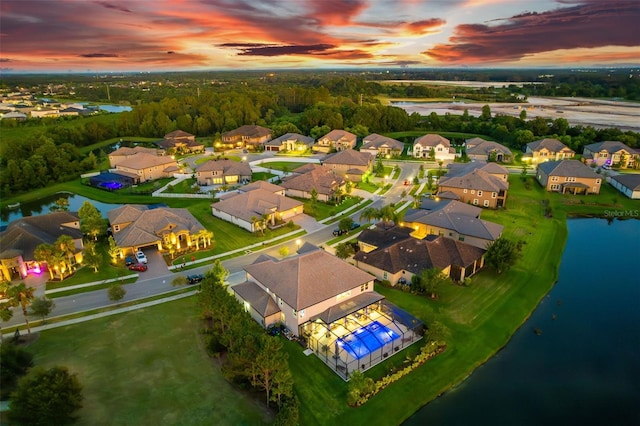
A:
128 263 148 272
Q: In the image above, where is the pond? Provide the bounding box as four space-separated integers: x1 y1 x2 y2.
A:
404 218 640 426
1 193 124 229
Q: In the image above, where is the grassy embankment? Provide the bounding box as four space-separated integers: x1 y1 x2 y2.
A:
27 296 273 426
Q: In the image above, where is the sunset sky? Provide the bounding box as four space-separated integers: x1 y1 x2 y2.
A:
1 0 638 73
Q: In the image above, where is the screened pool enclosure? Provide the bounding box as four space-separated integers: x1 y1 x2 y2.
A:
302 296 423 380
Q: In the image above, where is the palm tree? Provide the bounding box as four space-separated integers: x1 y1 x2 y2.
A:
54 235 76 276
33 244 56 280
359 206 380 224
8 283 36 335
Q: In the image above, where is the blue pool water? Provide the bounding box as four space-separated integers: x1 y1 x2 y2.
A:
337 321 400 359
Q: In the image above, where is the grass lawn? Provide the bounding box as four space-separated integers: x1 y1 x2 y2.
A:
285 175 572 425
258 161 309 172
299 196 363 221
26 296 273 426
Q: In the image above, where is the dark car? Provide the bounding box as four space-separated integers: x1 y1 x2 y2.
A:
332 228 345 236
351 222 360 230
128 263 148 272
125 256 134 266
187 274 204 284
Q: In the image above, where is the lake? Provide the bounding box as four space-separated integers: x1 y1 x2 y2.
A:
404 218 640 425
1 193 123 228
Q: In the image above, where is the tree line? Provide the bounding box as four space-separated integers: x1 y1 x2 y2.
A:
198 261 298 425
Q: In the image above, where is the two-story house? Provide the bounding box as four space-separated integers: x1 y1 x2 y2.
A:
412 134 456 161
582 141 638 169
524 138 575 163
437 162 509 208
221 125 272 150
114 153 179 183
464 138 513 162
321 149 373 182
314 130 357 153
360 134 404 157
536 160 602 194
195 159 252 186
263 133 315 152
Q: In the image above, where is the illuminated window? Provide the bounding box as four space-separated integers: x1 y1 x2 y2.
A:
336 290 352 301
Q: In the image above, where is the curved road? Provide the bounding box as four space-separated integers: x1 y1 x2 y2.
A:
2 160 425 329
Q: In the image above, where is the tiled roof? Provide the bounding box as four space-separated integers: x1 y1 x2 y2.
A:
527 138 573 153
264 133 314 147
537 160 601 178
465 139 512 156
319 129 356 143
195 159 251 176
357 226 414 250
233 281 281 317
222 125 272 138
417 199 481 217
107 205 205 248
116 153 177 170
322 149 372 166
354 235 486 275
155 138 203 150
439 168 508 192
110 146 160 157
241 180 285 193
361 134 404 150
165 130 194 139
280 167 344 195
414 134 450 148
611 174 640 190
244 248 374 310
584 140 635 154
0 212 82 260
212 188 303 223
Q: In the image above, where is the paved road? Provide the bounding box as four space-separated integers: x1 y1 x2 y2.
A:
1 160 425 329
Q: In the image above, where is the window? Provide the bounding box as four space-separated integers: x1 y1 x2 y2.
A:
278 297 283 306
473 199 479 205
551 176 558 182
463 189 468 193
299 309 305 318
596 179 601 184
459 236 465 241
565 177 576 182
551 184 560 191
484 200 490 207
336 290 352 301
360 282 369 292
477 190 483 197
292 309 297 317
471 190 475 195
492 192 497 198
383 272 388 279
113 225 120 232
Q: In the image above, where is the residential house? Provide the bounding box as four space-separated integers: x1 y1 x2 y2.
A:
221 125 272 150
354 232 485 284
402 199 503 249
464 138 513 162
195 159 252 186
0 212 83 281
107 205 208 255
0 111 28 121
412 134 457 161
211 186 303 232
582 141 638 169
536 160 602 194
524 138 575 163
114 153 179 183
280 164 346 201
108 146 164 168
30 107 59 118
360 134 404 157
321 149 373 182
155 130 204 154
314 130 357 153
609 174 640 199
263 133 315 152
437 161 509 208
240 180 286 195
233 244 422 377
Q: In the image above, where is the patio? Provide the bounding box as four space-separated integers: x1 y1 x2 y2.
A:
302 298 423 380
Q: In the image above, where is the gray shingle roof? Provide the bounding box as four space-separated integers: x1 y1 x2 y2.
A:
527 138 573 153
584 140 635 154
212 188 303 223
244 249 374 310
361 134 404 150
322 149 373 166
465 139 512 156
611 174 640 190
264 133 314 147
537 160 601 178
280 167 344 195
414 134 450 148
232 281 281 317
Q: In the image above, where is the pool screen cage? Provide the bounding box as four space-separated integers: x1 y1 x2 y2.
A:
305 301 423 380
89 172 135 191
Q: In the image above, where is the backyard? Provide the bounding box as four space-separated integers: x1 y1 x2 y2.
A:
23 296 273 426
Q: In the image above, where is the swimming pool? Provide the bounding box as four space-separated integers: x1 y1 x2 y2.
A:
336 321 400 360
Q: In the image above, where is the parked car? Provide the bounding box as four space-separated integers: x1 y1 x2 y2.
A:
351 222 360 230
187 274 204 285
332 228 345 236
128 263 148 272
404 179 410 186
124 256 134 266
136 250 147 264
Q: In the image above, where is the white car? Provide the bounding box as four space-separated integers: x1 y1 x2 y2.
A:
136 250 148 264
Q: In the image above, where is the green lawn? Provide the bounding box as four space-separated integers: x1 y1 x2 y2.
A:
258 161 309 172
26 296 272 426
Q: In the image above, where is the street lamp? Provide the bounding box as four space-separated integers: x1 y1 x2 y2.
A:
296 239 302 251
